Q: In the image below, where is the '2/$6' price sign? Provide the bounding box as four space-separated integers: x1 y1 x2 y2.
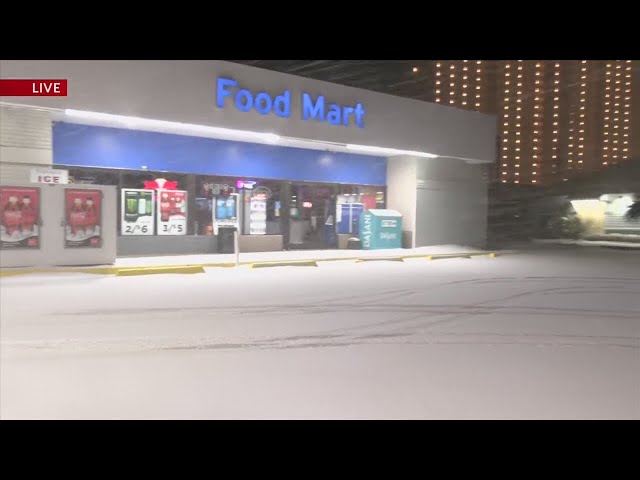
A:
121 189 155 235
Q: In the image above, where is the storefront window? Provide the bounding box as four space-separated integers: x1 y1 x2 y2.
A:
120 171 189 235
336 185 386 210
121 171 187 190
67 167 119 186
195 175 238 235
236 179 281 235
56 165 384 244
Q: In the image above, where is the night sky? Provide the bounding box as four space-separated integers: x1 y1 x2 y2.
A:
231 60 436 101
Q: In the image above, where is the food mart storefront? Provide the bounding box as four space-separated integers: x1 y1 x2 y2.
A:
0 60 497 260
53 119 388 254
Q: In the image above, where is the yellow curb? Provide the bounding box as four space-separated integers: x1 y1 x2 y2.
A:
250 260 318 269
0 266 120 277
423 254 473 261
0 269 38 277
74 267 120 275
402 251 486 260
115 265 205 276
355 257 405 263
488 252 497 258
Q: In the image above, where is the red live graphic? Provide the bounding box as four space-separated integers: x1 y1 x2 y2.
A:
0 79 68 96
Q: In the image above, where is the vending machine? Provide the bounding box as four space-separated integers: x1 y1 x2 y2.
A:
213 193 239 253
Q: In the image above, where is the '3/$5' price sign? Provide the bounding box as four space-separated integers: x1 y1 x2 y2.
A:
121 189 155 235
157 190 188 236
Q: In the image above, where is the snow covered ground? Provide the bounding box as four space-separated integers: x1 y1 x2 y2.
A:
1 247 639 419
533 239 640 249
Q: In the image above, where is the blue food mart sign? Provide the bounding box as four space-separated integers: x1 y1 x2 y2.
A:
216 77 366 128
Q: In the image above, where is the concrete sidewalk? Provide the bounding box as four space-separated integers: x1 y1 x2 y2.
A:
114 245 484 266
0 244 505 277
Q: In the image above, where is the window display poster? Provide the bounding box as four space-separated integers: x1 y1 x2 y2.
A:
249 197 267 235
121 189 155 235
157 189 187 235
65 188 102 248
0 186 40 249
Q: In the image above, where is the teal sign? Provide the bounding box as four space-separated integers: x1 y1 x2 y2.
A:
360 210 403 250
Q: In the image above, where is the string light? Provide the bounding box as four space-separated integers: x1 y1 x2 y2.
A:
431 59 633 180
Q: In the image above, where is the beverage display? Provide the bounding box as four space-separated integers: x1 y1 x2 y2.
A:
121 189 155 236
216 198 228 220
226 197 236 218
160 192 171 222
124 191 139 222
85 198 98 233
21 195 37 234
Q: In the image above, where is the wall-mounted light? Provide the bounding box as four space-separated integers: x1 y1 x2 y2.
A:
346 144 438 158
63 109 281 144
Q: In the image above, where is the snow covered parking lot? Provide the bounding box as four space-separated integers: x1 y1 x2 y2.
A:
1 247 639 419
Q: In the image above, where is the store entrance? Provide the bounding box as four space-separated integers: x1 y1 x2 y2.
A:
285 183 337 250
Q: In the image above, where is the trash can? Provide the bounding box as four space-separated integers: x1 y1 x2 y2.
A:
347 237 362 250
217 226 236 254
